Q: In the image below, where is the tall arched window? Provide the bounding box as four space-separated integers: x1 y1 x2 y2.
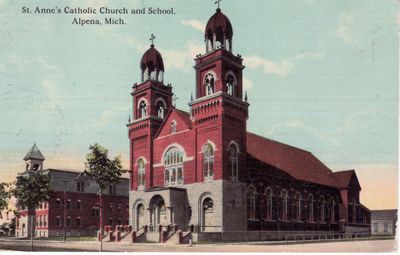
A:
137 159 145 188
203 144 214 180
280 190 288 221
247 187 256 219
164 147 184 186
352 199 357 223
229 143 238 181
205 73 215 96
139 101 147 118
226 74 235 96
319 196 326 223
294 192 302 221
329 198 336 223
157 101 165 119
265 188 273 221
307 194 314 222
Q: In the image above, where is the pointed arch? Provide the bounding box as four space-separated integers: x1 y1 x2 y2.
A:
264 187 273 221
247 186 257 219
228 141 239 181
280 189 289 221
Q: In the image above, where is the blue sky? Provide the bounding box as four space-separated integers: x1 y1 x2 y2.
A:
0 0 398 209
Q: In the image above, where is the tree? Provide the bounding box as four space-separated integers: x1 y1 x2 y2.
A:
12 171 50 250
84 143 126 252
0 182 10 214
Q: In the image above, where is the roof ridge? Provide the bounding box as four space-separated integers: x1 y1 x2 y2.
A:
247 132 312 154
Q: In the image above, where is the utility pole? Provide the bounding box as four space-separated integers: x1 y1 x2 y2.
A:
63 180 67 243
99 188 103 252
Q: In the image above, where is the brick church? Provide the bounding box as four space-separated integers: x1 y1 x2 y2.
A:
127 7 370 241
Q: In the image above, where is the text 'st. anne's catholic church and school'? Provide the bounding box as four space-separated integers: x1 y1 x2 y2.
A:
15 5 371 243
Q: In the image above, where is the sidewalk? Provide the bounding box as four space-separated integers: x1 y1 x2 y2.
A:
0 238 396 252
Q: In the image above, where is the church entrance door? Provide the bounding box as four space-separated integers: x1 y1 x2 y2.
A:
149 195 166 231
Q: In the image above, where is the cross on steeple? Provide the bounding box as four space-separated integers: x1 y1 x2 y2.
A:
215 0 222 9
150 34 155 47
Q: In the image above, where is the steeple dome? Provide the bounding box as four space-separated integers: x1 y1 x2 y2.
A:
140 34 164 82
205 8 233 52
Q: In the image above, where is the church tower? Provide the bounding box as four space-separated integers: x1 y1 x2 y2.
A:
23 143 45 172
189 7 249 182
127 36 173 190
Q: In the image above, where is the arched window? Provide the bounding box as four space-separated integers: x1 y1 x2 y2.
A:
280 190 288 221
157 101 165 119
203 144 214 180
164 147 184 186
307 194 314 222
247 187 256 219
265 188 273 221
205 73 215 96
137 158 145 188
226 74 235 96
294 192 302 221
329 198 336 223
319 196 326 223
139 101 147 118
229 143 238 181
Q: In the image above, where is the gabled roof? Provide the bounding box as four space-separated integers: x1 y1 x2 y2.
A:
23 143 45 161
331 170 359 189
155 107 192 138
246 132 338 187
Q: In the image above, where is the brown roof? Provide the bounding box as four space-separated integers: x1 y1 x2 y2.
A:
246 132 338 187
331 170 355 188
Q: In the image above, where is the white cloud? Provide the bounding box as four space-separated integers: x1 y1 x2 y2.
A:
180 19 205 33
245 56 293 77
160 40 204 72
41 79 58 102
244 50 325 77
243 78 253 90
266 119 339 146
97 104 130 127
266 119 305 136
336 14 354 44
337 110 371 134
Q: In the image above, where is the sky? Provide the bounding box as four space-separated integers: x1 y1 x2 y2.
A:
0 0 398 210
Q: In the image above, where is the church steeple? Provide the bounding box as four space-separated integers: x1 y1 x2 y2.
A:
204 5 233 52
24 143 45 172
190 6 248 181
140 34 165 83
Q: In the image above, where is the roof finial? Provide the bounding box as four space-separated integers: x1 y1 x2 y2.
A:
128 114 131 123
245 91 248 102
215 0 222 10
150 34 155 47
190 92 193 101
172 94 178 107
